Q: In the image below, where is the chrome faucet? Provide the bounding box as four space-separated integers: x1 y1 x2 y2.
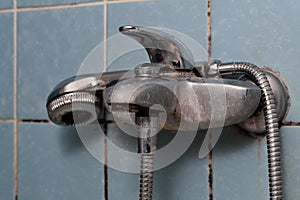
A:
46 25 289 200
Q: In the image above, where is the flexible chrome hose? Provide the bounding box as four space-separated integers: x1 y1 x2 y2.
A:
219 62 282 200
136 115 157 200
139 153 154 200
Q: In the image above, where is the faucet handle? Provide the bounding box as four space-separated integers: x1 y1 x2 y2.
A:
119 25 194 69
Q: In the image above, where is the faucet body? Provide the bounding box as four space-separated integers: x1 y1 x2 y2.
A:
46 25 290 200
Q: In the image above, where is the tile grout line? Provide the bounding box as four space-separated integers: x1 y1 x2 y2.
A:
103 1 109 200
17 119 51 123
16 1 104 12
0 118 119 124
208 151 213 200
1 117 300 125
13 0 18 199
0 0 150 13
0 119 15 123
207 0 213 200
1 118 299 125
107 0 151 5
0 8 14 13
207 0 212 61
281 121 300 126
103 111 109 200
103 0 107 72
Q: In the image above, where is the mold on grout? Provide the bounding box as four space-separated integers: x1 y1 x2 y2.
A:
18 119 52 123
103 113 109 200
281 121 300 126
208 151 213 200
207 1 213 199
207 0 211 60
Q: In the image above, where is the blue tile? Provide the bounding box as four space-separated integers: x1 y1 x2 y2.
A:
106 124 139 199
108 169 139 200
18 0 101 8
107 124 209 199
153 131 209 200
0 13 14 118
106 0 208 71
107 0 207 41
18 6 104 119
0 0 13 9
211 0 300 121
0 123 14 200
18 123 104 200
212 126 269 200
281 126 300 199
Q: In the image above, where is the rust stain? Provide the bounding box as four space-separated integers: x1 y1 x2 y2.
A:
207 0 212 60
207 2 213 199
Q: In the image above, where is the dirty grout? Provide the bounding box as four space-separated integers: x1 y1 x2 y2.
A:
0 118 116 124
18 119 52 123
103 2 109 198
104 122 109 200
208 151 213 200
207 0 213 199
281 121 300 126
13 0 18 198
207 0 212 61
103 109 109 200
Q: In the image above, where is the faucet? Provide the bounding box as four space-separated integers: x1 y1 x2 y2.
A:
46 25 289 200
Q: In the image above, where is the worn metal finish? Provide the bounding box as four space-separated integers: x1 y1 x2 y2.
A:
47 70 135 104
104 64 261 130
47 62 262 130
120 25 194 69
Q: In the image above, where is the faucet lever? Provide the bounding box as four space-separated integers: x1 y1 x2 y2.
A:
120 25 194 69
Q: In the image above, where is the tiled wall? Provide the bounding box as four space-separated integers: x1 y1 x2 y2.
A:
0 0 300 199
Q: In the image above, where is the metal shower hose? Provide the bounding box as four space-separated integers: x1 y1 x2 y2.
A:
219 62 282 200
